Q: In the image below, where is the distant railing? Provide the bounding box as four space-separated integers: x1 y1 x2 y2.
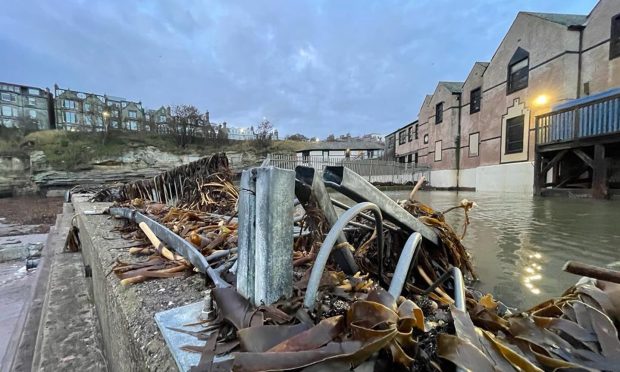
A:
536 92 620 146
269 154 430 185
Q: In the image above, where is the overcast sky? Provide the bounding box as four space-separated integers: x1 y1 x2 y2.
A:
1 0 597 137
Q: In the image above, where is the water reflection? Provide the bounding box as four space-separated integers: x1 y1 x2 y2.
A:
381 190 620 310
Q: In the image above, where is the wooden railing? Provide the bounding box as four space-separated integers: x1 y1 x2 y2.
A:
268 154 431 185
535 92 620 146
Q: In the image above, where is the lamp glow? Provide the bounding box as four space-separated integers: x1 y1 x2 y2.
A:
534 95 549 106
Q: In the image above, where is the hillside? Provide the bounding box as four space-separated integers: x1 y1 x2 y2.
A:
0 129 306 171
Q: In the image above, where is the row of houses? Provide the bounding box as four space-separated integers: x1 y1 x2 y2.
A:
385 0 620 193
0 83 274 140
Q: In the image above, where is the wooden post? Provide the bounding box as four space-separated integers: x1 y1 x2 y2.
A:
552 162 560 186
592 144 608 199
533 152 542 195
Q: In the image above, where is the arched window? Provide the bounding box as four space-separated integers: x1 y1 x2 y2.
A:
507 47 529 94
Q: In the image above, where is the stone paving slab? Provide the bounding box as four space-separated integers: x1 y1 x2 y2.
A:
31 203 107 371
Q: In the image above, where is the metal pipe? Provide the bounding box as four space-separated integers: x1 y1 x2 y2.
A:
108 207 230 288
295 166 358 274
331 198 398 232
388 232 422 299
303 202 384 309
323 166 439 246
421 266 466 311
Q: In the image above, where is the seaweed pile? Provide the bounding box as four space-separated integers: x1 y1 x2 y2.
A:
98 155 620 371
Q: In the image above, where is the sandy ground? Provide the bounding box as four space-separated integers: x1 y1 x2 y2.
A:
0 197 63 230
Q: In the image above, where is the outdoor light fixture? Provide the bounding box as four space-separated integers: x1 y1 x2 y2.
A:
534 94 549 106
102 111 110 117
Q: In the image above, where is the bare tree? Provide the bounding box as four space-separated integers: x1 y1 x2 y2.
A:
16 116 39 135
254 118 273 149
171 105 201 148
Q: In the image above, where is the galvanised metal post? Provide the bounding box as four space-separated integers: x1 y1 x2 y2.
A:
253 166 295 305
237 169 256 300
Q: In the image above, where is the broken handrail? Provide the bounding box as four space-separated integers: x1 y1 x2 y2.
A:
388 232 422 299
421 266 466 311
323 166 439 246
108 207 231 288
303 202 384 310
295 166 358 275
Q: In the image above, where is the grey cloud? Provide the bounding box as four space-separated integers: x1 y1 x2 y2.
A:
0 0 597 137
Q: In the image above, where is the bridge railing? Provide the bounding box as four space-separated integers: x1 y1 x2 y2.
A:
268 154 431 184
535 92 620 146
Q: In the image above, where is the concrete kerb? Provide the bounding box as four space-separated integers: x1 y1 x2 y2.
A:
73 197 201 371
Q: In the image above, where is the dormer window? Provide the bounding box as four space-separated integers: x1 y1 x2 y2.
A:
611 13 620 60
507 47 529 94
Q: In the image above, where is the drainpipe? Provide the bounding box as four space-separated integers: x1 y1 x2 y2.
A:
454 93 462 190
569 25 585 98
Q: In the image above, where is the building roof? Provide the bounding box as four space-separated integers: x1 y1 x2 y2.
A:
297 140 384 152
524 12 587 27
439 81 464 93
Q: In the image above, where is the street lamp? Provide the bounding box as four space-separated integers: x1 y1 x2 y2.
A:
533 94 549 107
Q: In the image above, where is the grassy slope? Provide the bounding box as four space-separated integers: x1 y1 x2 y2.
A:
0 129 305 170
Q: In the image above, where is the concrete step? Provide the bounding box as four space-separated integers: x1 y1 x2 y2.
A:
24 203 107 371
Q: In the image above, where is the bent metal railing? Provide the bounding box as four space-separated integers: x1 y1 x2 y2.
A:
270 153 431 185
535 92 620 146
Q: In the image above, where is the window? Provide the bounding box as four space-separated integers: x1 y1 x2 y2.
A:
29 110 37 119
28 97 37 106
507 48 529 93
84 103 91 112
399 130 406 145
611 13 620 59
407 154 412 163
28 88 39 96
414 124 419 139
2 106 14 117
470 88 481 114
63 99 76 109
469 133 479 157
63 111 77 123
84 116 92 125
111 110 119 118
1 93 15 102
159 115 166 123
434 140 442 161
128 110 137 119
414 152 418 165
435 102 443 123
505 115 524 154
407 127 412 142
128 120 138 130
423 134 429 144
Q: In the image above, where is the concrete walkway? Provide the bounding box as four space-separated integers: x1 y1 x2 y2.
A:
0 260 37 371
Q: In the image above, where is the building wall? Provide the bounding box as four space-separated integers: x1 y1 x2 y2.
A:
581 0 620 95
459 63 486 171
0 83 52 130
393 1 620 192
424 84 461 172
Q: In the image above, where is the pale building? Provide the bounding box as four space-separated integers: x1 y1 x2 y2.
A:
0 82 53 131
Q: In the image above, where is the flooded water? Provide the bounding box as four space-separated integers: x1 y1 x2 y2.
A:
379 190 620 310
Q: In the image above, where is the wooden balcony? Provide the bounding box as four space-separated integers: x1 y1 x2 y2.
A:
534 89 620 199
